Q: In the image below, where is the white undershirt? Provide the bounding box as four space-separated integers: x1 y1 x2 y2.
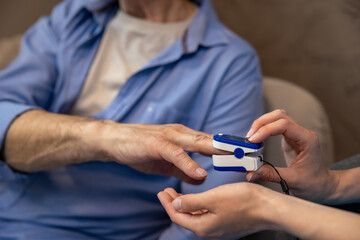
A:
70 10 197 117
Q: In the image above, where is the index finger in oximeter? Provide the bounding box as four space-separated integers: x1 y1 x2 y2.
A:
212 133 264 171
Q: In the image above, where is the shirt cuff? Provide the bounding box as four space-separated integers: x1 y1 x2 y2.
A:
0 101 40 149
0 101 39 182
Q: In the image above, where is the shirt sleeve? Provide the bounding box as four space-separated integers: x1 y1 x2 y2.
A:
159 50 263 239
0 7 61 180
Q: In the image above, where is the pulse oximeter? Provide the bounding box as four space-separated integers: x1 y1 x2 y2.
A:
212 133 264 171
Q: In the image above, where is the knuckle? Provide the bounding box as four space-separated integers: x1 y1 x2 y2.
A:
280 109 288 115
288 173 299 187
278 118 290 129
154 133 165 142
252 119 260 128
173 148 185 157
164 187 173 192
271 170 279 182
263 166 278 182
162 126 174 135
175 123 186 129
306 130 321 149
168 123 184 130
150 135 165 149
308 130 319 142
157 140 171 154
255 127 265 137
193 134 207 143
278 109 288 116
98 119 115 125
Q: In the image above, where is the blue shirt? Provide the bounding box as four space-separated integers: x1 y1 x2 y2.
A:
0 0 263 239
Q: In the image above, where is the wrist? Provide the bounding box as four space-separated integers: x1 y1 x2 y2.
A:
317 169 341 204
296 168 341 204
79 119 111 162
250 185 285 232
80 119 123 163
324 170 348 204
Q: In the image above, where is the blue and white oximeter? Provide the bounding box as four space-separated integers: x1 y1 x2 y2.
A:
212 133 264 171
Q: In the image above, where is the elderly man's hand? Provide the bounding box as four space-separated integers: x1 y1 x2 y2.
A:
4 110 222 184
87 121 222 184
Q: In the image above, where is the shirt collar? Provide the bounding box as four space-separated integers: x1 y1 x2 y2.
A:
185 0 228 53
82 0 228 49
80 0 119 28
77 0 228 67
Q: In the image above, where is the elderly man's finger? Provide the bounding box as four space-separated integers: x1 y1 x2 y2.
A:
129 161 204 185
161 125 226 156
159 142 208 180
168 131 225 156
169 168 205 185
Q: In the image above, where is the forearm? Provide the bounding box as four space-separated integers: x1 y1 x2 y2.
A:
3 110 105 172
264 191 360 240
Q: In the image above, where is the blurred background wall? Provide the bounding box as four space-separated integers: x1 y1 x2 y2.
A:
0 0 359 162
212 0 360 162
0 0 61 38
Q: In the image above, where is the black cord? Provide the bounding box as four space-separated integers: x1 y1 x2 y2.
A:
260 158 297 239
260 158 290 195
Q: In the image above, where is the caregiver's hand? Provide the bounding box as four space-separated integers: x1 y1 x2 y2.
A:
158 183 360 240
245 109 338 203
158 183 275 240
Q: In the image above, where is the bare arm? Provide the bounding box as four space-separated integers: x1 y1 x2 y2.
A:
271 188 360 240
4 110 99 172
158 183 360 240
3 109 223 183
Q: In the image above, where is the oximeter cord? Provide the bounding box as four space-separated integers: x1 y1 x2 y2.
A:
260 158 290 195
260 158 298 239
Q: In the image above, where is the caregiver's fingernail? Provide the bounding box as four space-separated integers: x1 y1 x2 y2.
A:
246 128 254 138
172 198 182 211
248 132 259 142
